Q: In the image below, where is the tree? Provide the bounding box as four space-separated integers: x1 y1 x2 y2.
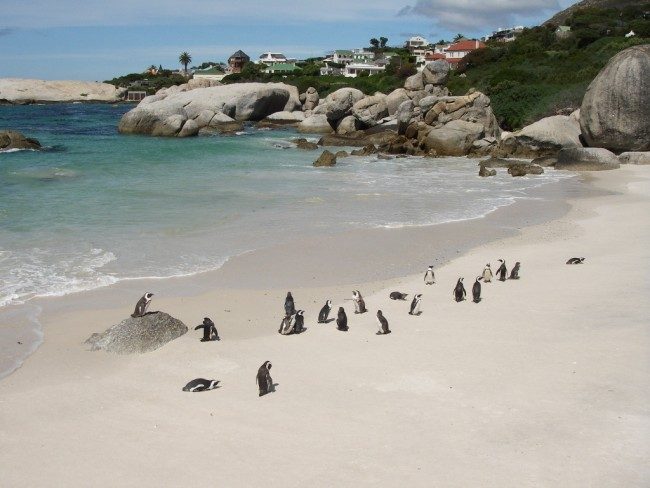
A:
453 33 464 41
369 38 380 50
158 64 163 72
178 52 192 73
379 36 388 48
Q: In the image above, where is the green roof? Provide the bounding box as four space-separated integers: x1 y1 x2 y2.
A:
266 63 300 72
194 66 225 75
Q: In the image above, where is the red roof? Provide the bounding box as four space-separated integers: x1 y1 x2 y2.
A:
446 58 463 64
425 52 446 61
446 40 485 52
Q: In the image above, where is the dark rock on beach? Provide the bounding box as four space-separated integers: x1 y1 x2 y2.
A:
0 130 41 151
313 150 337 167
555 147 620 171
85 312 188 354
292 138 319 150
478 165 496 177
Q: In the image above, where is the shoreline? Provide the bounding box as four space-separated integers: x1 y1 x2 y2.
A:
0 172 592 378
0 165 648 486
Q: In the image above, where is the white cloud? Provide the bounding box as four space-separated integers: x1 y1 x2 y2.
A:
398 0 561 32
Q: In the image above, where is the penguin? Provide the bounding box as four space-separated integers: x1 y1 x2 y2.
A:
284 292 296 316
482 263 493 283
376 310 391 335
131 292 153 318
336 307 348 331
182 378 220 392
389 291 408 300
472 277 482 303
293 310 305 334
453 278 467 302
409 294 422 316
194 317 220 342
566 257 585 264
256 361 273 397
509 262 521 280
278 314 296 335
424 265 435 285
496 259 507 282
352 290 367 314
318 300 332 323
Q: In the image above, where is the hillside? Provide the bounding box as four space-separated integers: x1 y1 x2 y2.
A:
448 3 650 129
544 0 644 27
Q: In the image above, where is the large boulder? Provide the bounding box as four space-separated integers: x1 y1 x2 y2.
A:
555 147 620 171
198 112 244 134
385 88 410 115
313 150 337 167
118 82 301 136
618 152 650 165
424 120 485 156
336 115 359 135
404 72 425 91
323 88 365 124
0 130 41 151
351 94 389 127
396 100 415 135
257 111 305 127
498 115 582 158
422 61 450 86
85 312 188 354
0 78 125 104
580 44 650 152
297 114 333 134
302 87 320 111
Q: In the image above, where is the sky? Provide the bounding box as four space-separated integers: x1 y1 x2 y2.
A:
0 0 576 81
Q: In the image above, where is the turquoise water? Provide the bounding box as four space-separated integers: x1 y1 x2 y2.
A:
1 103 570 308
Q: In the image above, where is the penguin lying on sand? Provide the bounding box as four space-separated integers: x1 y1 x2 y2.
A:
182 378 220 392
390 292 408 300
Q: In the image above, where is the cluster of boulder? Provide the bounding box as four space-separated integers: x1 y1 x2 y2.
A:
0 130 41 151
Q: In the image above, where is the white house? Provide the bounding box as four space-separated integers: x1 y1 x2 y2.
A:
405 36 430 56
258 52 288 65
344 63 385 78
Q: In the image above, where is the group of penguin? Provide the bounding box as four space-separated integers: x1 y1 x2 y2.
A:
130 256 586 396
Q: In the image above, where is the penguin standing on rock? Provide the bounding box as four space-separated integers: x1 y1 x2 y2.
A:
509 262 521 280
453 278 467 302
336 307 348 331
472 277 482 303
256 361 274 397
409 294 422 316
131 292 154 318
352 290 367 314
424 266 435 285
318 300 332 323
195 317 220 341
482 264 493 283
284 292 296 316
496 259 508 282
376 310 391 335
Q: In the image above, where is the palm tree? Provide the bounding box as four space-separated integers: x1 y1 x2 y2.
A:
179 52 192 74
369 38 380 51
453 33 464 42
379 36 388 49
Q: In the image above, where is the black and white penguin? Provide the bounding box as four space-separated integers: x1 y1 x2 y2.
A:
376 310 391 335
284 292 296 316
472 277 482 303
352 290 367 314
496 259 508 282
424 266 435 285
336 307 348 331
278 314 296 335
453 278 467 302
318 300 332 323
409 294 423 315
182 378 220 392
482 263 493 283
389 291 409 300
131 292 153 318
509 262 521 280
566 257 585 264
256 361 273 397
194 317 220 342
293 310 305 334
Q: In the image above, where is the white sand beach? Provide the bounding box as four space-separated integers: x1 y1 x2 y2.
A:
0 165 649 487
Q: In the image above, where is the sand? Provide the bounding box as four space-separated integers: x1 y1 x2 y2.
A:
0 166 648 487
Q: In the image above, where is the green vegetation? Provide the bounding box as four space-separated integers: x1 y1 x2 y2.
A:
448 4 650 129
104 70 187 94
179 52 192 73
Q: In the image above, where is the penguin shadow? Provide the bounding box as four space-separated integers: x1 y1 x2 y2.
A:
473 298 482 303
143 311 160 316
293 328 308 335
200 337 221 342
320 318 336 324
408 311 423 316
261 383 279 395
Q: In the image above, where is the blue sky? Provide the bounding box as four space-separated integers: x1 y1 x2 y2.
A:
0 0 575 81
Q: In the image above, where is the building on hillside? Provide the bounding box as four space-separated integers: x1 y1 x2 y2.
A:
332 50 353 64
258 52 296 65
320 64 345 76
405 36 430 55
228 50 250 73
555 25 572 39
485 26 524 43
126 90 147 102
265 62 300 74
344 63 385 78
193 66 226 82
444 39 486 69
352 49 375 63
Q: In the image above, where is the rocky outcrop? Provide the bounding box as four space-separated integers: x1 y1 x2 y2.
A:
118 82 301 137
301 87 319 111
0 130 41 151
197 112 244 135
478 165 496 177
313 150 337 167
0 78 125 104
351 94 388 127
297 114 333 134
323 88 365 125
292 138 319 150
580 44 650 152
257 111 305 127
85 312 187 354
424 120 485 156
555 147 620 171
618 151 650 165
318 130 400 148
336 115 359 135
422 60 450 86
507 163 544 177
385 88 410 115
497 115 582 158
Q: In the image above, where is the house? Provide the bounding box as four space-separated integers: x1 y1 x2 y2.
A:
344 63 385 78
126 90 147 102
228 50 250 73
485 26 524 43
443 39 486 68
258 52 292 65
555 25 571 40
405 36 429 55
320 64 345 76
265 62 300 74
332 50 353 64
352 49 375 63
193 65 226 82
